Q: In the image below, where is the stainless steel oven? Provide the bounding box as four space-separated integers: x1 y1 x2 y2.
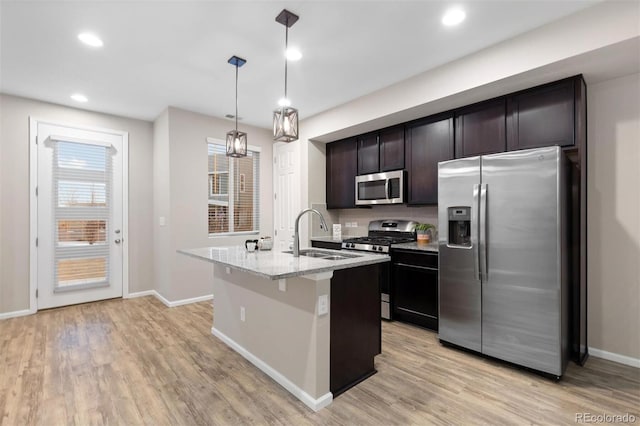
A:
355 170 405 205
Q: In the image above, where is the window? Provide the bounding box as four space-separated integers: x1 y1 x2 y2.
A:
207 138 260 235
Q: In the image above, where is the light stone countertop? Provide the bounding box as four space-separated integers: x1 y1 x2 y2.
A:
392 241 439 253
178 246 390 280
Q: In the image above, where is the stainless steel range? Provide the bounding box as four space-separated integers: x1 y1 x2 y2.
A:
341 220 417 253
342 220 417 320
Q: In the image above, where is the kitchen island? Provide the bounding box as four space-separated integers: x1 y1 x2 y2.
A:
178 246 389 411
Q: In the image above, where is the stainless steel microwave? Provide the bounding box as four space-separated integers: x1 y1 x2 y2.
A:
355 170 405 205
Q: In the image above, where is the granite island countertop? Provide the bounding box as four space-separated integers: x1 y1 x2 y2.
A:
178 246 389 280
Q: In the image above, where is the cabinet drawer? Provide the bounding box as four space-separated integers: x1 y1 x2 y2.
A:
392 250 438 269
311 240 342 250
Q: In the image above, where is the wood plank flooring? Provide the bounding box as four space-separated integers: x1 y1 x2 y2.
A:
0 296 638 425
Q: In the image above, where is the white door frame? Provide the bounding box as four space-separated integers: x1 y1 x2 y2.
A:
29 117 129 313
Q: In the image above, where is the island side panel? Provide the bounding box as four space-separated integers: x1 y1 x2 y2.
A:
330 264 381 396
212 266 331 402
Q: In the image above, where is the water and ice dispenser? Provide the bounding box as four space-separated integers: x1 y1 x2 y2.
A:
447 207 471 247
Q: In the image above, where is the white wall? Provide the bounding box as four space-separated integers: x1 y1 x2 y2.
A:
154 107 273 303
0 94 154 314
152 109 171 298
587 72 640 360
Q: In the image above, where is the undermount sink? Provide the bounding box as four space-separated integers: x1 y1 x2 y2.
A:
321 255 354 260
282 249 361 260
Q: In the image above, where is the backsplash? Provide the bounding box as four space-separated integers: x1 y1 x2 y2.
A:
335 205 438 237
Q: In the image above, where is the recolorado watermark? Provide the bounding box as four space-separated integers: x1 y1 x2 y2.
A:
576 412 637 424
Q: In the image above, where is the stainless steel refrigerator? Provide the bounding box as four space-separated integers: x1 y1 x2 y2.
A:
438 146 569 377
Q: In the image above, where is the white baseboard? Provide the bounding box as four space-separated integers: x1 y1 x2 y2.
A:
590 347 640 369
0 309 32 320
125 290 156 299
154 291 213 308
212 327 333 412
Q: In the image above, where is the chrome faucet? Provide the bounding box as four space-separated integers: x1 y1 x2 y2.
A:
293 208 329 257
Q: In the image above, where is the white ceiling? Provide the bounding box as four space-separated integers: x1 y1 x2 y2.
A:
0 1 600 129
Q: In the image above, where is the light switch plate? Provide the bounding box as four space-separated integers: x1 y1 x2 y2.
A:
159 216 166 226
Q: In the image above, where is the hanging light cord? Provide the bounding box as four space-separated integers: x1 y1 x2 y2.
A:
235 62 239 132
284 23 289 102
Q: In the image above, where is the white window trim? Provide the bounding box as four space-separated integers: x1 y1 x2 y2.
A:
206 137 261 237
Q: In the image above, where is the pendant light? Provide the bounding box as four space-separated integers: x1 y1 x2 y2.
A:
226 55 248 157
273 9 299 142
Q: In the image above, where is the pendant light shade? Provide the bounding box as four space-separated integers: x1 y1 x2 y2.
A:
226 55 247 157
226 130 247 158
273 106 298 142
273 9 299 143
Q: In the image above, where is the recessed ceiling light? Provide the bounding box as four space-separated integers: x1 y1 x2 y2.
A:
442 7 466 26
77 32 104 47
278 97 291 107
70 93 88 103
286 47 302 61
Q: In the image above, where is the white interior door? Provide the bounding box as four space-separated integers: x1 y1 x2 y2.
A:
273 142 300 252
35 121 125 309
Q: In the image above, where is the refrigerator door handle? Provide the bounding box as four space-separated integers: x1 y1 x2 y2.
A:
479 183 488 281
472 184 480 280
385 179 390 199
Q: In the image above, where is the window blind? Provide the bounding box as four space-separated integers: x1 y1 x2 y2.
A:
208 140 260 234
52 140 112 291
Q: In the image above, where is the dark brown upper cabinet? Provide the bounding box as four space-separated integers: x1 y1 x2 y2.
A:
326 138 358 209
455 98 506 158
357 133 379 175
406 114 454 205
379 126 405 171
357 125 405 175
507 77 576 151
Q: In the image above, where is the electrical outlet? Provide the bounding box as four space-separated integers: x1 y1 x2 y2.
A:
240 306 245 322
318 295 329 316
278 280 287 292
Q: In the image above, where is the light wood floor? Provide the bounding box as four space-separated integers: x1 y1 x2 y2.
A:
1 297 638 425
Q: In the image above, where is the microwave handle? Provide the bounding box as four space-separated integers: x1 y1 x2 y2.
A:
384 179 390 199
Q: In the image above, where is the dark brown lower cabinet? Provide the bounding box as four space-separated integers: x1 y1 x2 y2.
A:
392 249 438 331
330 264 381 396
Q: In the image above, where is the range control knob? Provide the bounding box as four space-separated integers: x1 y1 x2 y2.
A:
378 246 384 252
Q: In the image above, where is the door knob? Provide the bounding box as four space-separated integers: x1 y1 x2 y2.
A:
115 239 121 244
